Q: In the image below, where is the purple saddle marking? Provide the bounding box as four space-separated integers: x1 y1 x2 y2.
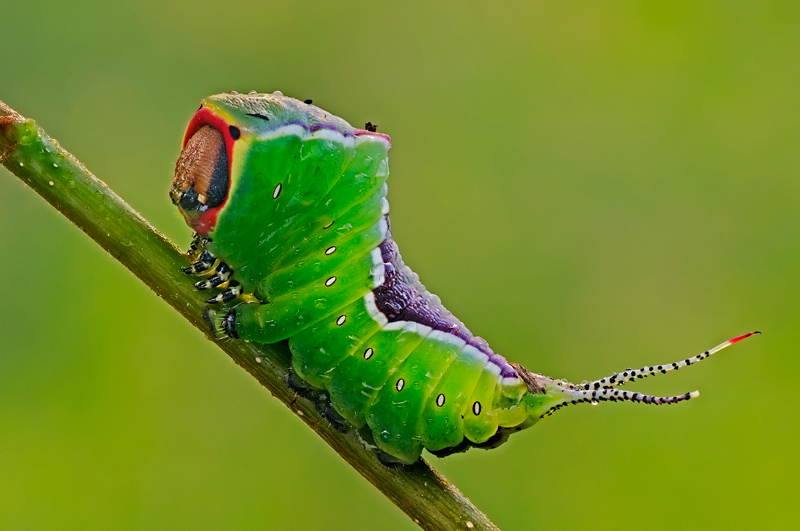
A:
372 232 518 379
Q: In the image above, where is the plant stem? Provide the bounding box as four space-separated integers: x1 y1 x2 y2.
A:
0 100 499 531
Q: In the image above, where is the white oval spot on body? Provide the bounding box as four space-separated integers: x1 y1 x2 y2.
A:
436 394 445 407
336 315 346 326
325 276 337 286
472 401 481 415
395 378 405 392
272 183 282 199
364 347 374 360
48 181 54 186
53 163 58 168
466 522 474 529
254 357 262 364
325 246 336 255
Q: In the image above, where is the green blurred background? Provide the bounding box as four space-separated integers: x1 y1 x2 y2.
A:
2 1 798 529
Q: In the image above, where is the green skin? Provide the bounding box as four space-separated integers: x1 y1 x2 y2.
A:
172 92 712 464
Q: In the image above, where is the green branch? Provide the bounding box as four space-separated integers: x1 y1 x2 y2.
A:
0 100 498 531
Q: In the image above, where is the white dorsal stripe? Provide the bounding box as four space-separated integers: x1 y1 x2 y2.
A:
251 123 356 149
310 127 355 148
355 134 391 150
253 124 306 141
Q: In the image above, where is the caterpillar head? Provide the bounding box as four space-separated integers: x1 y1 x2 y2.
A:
170 105 238 236
519 331 759 423
171 91 358 236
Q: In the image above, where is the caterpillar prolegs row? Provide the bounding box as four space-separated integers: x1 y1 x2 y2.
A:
170 91 758 465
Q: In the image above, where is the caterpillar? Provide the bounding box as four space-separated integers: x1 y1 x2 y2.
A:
170 91 758 465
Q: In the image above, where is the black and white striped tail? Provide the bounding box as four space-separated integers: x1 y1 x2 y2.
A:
581 331 760 391
540 332 760 418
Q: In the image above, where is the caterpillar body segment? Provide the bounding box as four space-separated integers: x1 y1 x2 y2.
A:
172 91 758 465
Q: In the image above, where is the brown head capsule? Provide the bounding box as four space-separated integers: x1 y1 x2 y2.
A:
171 125 228 211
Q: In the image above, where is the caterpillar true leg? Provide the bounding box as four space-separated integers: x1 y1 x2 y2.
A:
187 232 204 258
205 281 243 304
182 233 218 274
182 250 217 275
194 262 234 290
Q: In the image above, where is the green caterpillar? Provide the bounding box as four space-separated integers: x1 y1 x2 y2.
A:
170 91 757 465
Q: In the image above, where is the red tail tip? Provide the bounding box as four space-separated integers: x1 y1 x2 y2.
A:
730 331 761 344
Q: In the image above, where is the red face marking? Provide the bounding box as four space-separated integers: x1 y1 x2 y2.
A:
177 107 238 235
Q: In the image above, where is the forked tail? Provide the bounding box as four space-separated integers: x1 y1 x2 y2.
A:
523 332 760 420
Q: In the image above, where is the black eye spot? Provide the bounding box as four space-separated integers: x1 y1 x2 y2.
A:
228 126 241 140
304 99 313 104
